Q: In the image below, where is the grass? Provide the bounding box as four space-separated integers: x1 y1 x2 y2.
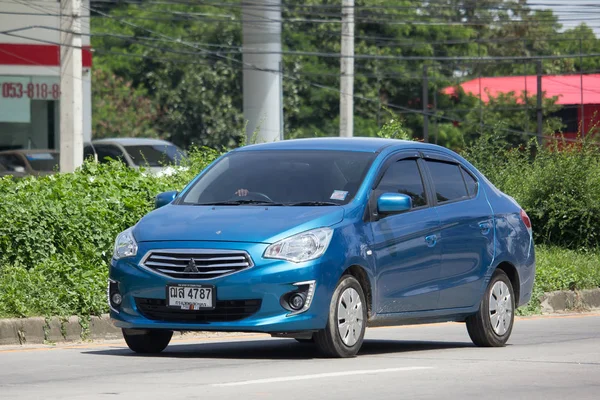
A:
517 246 600 315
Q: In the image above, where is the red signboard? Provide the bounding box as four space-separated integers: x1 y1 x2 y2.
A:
0 44 92 67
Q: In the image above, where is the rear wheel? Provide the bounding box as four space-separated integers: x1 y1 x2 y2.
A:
314 275 367 358
466 270 515 347
122 329 173 354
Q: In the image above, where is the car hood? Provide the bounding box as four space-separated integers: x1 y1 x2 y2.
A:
133 205 345 244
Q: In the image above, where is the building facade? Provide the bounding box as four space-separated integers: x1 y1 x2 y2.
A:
0 0 92 151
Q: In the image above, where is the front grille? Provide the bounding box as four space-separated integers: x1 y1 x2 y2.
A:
141 250 253 279
135 298 261 322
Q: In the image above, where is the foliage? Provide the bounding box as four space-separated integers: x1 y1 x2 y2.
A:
0 148 219 318
92 67 162 139
376 117 412 140
463 133 600 249
2 119 600 318
518 246 600 315
89 1 600 151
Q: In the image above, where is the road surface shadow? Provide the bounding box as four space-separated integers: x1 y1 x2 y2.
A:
83 338 473 360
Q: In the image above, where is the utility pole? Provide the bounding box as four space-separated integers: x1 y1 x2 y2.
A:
339 0 354 137
580 38 585 136
422 64 429 142
536 60 543 147
242 0 282 144
60 0 84 172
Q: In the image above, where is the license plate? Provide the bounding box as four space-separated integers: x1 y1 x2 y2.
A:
166 284 215 310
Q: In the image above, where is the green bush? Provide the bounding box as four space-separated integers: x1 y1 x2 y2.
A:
1 129 599 318
518 246 600 314
0 147 219 318
464 134 600 249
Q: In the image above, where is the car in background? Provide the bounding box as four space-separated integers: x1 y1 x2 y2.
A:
0 149 59 178
84 138 186 175
109 137 536 357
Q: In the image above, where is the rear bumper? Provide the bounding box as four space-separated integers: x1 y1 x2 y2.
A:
517 240 536 307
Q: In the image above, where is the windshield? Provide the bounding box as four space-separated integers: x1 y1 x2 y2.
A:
124 144 185 167
25 153 59 171
179 150 376 206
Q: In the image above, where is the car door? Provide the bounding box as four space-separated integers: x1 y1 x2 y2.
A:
422 154 495 309
367 154 442 313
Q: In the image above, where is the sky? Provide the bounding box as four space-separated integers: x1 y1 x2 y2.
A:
529 0 600 36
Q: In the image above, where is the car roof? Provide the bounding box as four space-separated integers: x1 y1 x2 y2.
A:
234 137 448 154
90 138 175 146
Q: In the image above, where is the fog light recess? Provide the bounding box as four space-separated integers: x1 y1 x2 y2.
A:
107 279 122 313
281 280 316 315
289 293 306 311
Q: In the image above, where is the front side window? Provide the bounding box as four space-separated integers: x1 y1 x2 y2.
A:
94 145 126 164
375 159 428 208
179 150 376 205
426 160 470 203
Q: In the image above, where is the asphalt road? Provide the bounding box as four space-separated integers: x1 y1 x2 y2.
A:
1 314 599 400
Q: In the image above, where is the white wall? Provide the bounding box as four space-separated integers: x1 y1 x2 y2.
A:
0 0 92 146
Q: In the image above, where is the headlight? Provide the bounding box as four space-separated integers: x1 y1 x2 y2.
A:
264 227 333 263
113 227 138 260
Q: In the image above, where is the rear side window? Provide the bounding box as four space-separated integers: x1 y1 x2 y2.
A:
461 167 479 197
376 159 427 207
426 160 469 203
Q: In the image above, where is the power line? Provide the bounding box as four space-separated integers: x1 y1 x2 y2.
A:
85 4 585 143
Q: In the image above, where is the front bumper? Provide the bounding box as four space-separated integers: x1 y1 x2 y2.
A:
109 241 336 333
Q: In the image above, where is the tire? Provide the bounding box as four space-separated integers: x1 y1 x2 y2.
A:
314 275 367 358
466 269 515 347
122 329 173 354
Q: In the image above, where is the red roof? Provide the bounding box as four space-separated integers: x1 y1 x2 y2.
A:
443 74 600 105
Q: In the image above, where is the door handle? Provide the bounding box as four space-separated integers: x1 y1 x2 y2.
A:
425 234 437 247
479 222 492 235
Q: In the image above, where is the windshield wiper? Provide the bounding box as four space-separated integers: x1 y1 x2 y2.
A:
285 201 340 206
195 200 285 206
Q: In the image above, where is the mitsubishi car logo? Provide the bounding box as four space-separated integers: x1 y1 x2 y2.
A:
184 258 199 273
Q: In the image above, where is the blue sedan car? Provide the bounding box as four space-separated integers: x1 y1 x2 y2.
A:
109 138 535 357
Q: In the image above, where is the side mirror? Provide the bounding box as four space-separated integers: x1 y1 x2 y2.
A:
377 193 412 214
155 191 178 209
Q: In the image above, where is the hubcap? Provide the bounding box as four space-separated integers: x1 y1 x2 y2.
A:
337 287 364 347
489 281 513 336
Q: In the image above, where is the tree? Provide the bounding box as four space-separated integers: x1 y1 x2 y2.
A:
92 67 162 139
89 1 597 151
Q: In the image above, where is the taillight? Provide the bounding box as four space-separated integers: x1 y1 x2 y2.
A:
520 209 532 231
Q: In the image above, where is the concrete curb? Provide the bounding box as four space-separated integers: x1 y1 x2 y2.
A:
0 314 259 346
1 288 599 346
540 288 600 314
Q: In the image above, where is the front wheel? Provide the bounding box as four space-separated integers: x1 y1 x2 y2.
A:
466 269 515 347
122 329 173 354
314 275 367 358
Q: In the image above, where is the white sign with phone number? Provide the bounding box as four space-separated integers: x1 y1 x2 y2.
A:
0 76 60 123
1 76 60 100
